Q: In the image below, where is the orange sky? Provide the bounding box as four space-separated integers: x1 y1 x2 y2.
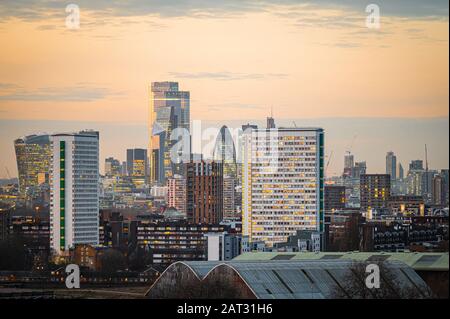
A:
0 5 448 123
0 2 448 177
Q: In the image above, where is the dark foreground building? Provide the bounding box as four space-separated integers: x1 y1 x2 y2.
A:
145 259 432 299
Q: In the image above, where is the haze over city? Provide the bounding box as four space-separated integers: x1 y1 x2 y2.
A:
0 0 448 177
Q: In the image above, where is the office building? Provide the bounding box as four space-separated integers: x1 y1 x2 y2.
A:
223 176 237 219
14 134 51 197
343 153 354 178
105 157 121 177
149 82 190 184
49 131 99 254
388 195 425 216
206 232 242 261
398 163 404 180
324 185 346 212
242 127 324 247
213 125 237 178
266 116 276 129
386 151 397 180
136 220 227 266
432 175 446 207
186 161 223 224
360 174 391 212
352 161 367 179
167 175 187 215
0 204 11 241
409 160 424 171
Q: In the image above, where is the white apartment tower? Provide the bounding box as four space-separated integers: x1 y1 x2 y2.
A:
242 127 324 247
50 131 100 254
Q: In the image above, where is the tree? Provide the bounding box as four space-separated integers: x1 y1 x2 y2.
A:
330 261 434 299
99 249 127 274
0 236 29 270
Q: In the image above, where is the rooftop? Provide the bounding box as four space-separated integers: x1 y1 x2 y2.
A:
233 252 449 271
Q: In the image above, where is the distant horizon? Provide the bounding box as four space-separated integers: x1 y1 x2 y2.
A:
1 0 448 178
1 116 448 178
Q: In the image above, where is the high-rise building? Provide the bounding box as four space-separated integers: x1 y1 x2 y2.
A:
186 161 223 224
324 185 346 212
14 134 51 197
0 204 11 241
343 153 354 178
105 157 121 177
440 169 449 206
49 131 99 254
167 175 187 215
266 117 276 129
409 160 424 171
353 161 367 179
213 125 237 178
213 126 239 219
398 163 404 180
127 149 148 187
360 174 391 212
432 175 445 206
242 127 324 247
386 151 397 181
223 176 237 219
149 82 190 184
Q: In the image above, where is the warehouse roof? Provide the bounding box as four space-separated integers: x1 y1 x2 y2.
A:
233 252 449 271
147 259 430 299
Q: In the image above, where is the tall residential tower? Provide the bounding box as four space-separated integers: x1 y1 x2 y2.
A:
242 127 325 247
50 131 99 254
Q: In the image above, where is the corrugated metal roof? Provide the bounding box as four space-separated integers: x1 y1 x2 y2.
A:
179 259 429 299
233 252 449 271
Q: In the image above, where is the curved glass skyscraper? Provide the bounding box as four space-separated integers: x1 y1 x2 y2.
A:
14 134 51 197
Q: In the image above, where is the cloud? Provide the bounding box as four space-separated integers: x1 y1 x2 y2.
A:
0 83 124 102
168 71 289 81
206 102 265 111
0 0 447 21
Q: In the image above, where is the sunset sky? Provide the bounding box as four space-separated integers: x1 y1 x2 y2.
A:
0 0 448 177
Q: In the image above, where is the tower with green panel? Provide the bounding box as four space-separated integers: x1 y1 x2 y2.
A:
59 141 66 251
318 130 324 234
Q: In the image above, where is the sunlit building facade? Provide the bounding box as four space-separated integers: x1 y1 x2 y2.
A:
167 175 187 215
242 127 325 247
14 134 51 197
149 82 190 184
49 131 99 254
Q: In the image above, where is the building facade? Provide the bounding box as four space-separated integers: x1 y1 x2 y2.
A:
136 220 227 266
242 127 324 247
386 151 397 181
14 134 51 197
49 131 100 254
324 185 346 212
360 174 391 212
186 161 223 224
167 175 187 215
149 82 190 184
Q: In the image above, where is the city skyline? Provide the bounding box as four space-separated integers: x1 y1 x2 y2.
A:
0 1 448 177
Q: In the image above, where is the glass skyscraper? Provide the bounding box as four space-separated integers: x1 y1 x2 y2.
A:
14 134 51 197
149 82 190 185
